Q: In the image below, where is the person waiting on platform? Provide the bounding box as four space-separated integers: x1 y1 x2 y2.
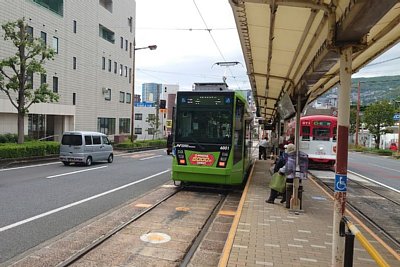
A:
266 167 286 204
259 137 268 160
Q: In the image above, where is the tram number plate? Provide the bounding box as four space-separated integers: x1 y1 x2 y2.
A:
315 151 326 155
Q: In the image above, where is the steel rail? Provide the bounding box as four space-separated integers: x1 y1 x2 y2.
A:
57 188 181 267
311 172 400 250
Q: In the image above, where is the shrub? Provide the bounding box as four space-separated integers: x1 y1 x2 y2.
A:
0 141 60 159
0 133 18 143
114 139 166 150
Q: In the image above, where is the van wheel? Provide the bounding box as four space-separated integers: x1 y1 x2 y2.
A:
107 154 113 163
62 161 70 166
86 156 92 166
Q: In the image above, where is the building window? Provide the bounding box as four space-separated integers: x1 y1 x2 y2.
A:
33 0 64 16
73 20 77 33
102 57 105 70
129 68 132 83
148 128 155 135
148 114 156 120
27 72 33 88
104 88 111 100
134 128 142 135
97 117 116 135
135 113 142 120
53 76 58 93
129 42 132 58
124 66 128 77
52 36 58 53
99 24 115 43
119 91 125 103
28 114 46 139
120 37 123 49
114 62 117 74
119 118 130 134
73 93 76 105
108 59 112 72
26 26 33 41
119 64 123 76
40 31 47 45
128 17 133 33
40 74 46 85
73 57 77 69
99 0 113 13
125 40 128 51
126 93 131 104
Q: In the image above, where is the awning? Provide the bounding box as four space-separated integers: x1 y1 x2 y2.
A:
230 0 400 120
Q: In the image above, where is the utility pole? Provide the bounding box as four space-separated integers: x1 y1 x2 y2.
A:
355 81 361 146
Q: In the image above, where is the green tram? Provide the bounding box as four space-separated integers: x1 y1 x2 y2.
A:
172 90 255 186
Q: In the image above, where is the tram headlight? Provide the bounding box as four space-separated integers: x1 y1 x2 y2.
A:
217 152 229 168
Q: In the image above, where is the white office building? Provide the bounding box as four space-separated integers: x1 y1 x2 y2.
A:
0 0 135 141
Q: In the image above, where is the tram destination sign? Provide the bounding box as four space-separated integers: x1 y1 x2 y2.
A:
179 94 233 106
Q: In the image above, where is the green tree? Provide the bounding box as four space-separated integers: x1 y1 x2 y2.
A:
0 19 58 144
364 100 395 149
349 106 357 135
146 114 160 140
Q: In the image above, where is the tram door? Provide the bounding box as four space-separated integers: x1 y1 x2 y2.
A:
233 100 244 165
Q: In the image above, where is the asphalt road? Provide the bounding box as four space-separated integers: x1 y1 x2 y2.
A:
0 149 172 264
348 151 400 191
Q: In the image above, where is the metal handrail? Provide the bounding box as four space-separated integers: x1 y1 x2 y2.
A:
341 216 390 267
38 135 59 141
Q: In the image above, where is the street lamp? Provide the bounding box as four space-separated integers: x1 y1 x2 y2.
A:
130 43 157 142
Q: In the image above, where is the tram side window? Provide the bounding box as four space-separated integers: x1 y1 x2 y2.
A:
301 126 310 141
233 100 244 164
312 127 330 141
333 126 337 142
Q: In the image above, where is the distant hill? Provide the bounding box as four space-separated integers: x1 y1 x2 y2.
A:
318 75 400 106
351 76 400 105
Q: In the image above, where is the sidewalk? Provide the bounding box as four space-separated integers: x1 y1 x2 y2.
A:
224 159 398 267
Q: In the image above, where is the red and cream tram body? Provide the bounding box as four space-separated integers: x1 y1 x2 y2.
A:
296 115 337 168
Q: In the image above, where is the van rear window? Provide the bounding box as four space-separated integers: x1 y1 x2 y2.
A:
62 135 82 146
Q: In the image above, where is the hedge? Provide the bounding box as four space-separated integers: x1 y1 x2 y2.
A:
114 139 167 149
0 141 60 159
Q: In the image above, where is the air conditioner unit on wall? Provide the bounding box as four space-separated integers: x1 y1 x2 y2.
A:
102 87 108 94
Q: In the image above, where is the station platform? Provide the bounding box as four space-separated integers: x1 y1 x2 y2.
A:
221 159 399 267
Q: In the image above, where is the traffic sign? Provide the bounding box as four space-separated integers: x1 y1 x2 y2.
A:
334 174 347 192
394 113 400 121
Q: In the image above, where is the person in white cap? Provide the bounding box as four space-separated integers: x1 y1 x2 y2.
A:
266 167 286 204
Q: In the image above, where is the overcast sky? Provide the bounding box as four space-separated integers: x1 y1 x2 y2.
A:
134 0 400 93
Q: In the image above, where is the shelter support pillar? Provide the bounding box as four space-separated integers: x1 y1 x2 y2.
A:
290 93 302 211
332 46 352 266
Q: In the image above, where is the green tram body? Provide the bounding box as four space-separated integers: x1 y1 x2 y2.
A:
172 91 255 185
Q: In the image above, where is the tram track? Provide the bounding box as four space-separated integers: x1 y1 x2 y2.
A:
57 187 182 267
50 184 237 267
310 171 400 252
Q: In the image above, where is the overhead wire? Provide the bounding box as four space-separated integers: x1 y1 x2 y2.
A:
192 0 243 90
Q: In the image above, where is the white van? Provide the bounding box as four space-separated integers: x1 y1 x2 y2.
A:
59 131 113 166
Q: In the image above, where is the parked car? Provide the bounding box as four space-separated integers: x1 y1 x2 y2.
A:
59 131 113 166
389 143 398 152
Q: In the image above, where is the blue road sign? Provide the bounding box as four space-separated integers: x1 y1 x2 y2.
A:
334 174 347 192
394 113 400 121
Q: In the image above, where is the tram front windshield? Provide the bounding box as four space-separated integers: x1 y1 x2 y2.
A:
175 107 233 144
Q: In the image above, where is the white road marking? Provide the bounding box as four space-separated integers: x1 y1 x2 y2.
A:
369 163 400 173
348 170 400 194
0 162 61 172
46 166 108 179
139 155 163 161
0 169 170 232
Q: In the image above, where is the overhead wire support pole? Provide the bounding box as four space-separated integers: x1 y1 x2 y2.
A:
332 46 352 267
355 81 360 146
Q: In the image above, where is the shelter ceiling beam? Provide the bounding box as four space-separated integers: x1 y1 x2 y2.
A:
238 0 330 13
